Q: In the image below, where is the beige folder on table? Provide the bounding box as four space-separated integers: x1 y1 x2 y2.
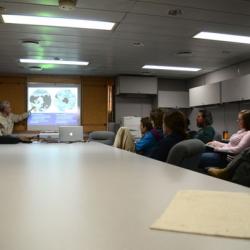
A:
151 190 250 239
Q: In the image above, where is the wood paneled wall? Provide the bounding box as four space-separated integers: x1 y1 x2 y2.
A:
0 75 114 133
82 77 114 132
27 75 81 84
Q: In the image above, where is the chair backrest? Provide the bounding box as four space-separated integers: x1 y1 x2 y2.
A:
230 147 250 187
167 139 205 171
213 131 222 141
187 130 197 139
88 131 115 145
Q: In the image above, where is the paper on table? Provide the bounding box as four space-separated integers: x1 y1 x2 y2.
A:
151 190 250 239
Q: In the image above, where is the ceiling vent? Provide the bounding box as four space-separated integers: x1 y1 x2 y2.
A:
22 40 40 46
29 66 43 71
59 0 77 11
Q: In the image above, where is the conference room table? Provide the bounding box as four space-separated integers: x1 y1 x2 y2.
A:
0 142 249 250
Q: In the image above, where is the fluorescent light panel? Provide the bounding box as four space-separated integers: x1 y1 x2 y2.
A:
2 14 115 30
20 59 89 66
143 65 201 72
194 31 250 44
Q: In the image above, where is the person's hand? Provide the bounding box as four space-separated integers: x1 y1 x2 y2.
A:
28 106 36 113
207 141 215 146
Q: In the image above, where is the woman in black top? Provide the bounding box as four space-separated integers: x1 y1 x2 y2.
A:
149 110 187 162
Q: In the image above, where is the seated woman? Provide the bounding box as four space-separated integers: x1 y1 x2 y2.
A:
194 109 215 143
200 110 250 168
113 117 160 155
149 110 187 162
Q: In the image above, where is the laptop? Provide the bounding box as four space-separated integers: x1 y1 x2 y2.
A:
59 126 83 143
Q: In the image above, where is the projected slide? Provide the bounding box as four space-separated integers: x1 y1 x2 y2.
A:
27 84 80 131
55 89 76 112
29 89 52 112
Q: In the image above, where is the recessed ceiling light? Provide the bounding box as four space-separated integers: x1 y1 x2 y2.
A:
20 59 89 66
194 31 250 44
142 65 201 72
2 14 115 30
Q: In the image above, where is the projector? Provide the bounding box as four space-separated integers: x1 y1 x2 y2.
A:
59 0 77 11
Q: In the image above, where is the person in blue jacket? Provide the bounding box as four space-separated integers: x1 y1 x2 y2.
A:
113 109 164 153
113 116 161 155
135 117 158 155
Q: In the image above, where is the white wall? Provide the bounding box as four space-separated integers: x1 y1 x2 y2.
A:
115 95 154 123
188 59 250 136
115 78 187 123
189 60 250 88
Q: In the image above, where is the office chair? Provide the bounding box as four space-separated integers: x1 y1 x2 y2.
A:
88 131 115 145
167 139 205 172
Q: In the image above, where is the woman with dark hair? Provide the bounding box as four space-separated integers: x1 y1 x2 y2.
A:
200 110 250 169
194 109 215 143
149 111 187 162
150 108 164 129
149 108 164 142
208 110 250 154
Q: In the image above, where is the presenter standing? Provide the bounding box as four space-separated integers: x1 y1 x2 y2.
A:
0 100 33 136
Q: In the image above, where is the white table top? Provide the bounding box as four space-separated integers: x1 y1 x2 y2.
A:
0 142 249 250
